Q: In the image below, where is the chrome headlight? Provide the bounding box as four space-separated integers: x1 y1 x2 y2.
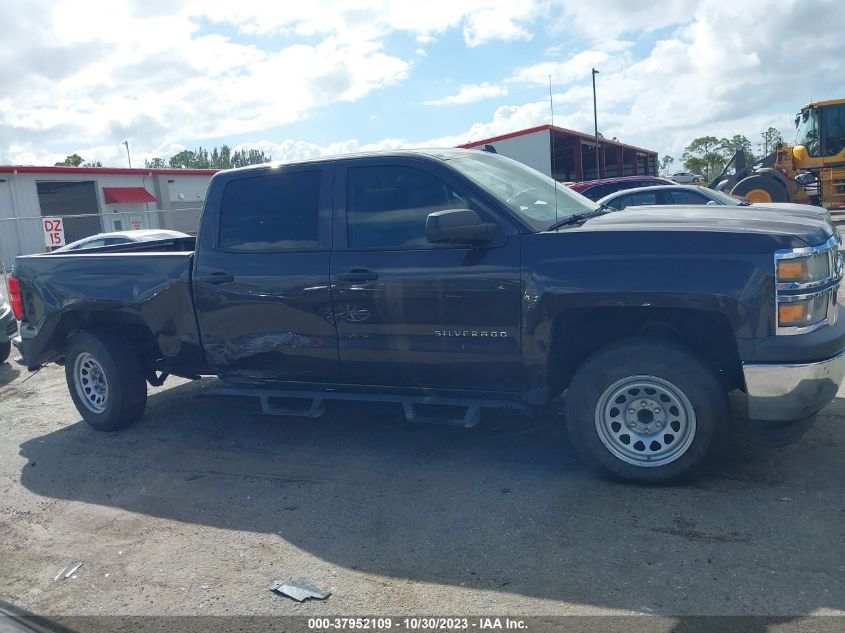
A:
775 235 842 334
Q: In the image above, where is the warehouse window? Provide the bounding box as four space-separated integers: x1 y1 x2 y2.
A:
219 171 321 251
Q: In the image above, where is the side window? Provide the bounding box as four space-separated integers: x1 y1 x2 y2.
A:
822 104 845 157
219 170 321 252
346 165 467 249
581 184 611 200
605 196 627 210
667 190 709 205
628 191 658 207
105 237 132 245
77 238 107 250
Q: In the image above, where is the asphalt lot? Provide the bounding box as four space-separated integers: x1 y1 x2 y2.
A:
1 356 845 619
1 224 845 622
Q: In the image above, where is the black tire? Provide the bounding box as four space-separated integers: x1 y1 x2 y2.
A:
692 177 700 183
731 175 788 203
65 331 147 431
0 340 10 364
565 338 729 484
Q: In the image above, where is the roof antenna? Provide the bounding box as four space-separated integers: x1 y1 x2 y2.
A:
549 74 558 225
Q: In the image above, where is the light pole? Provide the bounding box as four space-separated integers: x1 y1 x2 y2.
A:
123 141 132 168
592 68 600 180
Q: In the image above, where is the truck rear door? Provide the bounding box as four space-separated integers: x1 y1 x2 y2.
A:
329 157 522 391
193 163 339 383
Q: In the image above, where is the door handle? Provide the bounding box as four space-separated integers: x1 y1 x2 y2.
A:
336 269 378 282
195 271 235 284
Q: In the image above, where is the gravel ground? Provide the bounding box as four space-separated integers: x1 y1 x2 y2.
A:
0 360 844 620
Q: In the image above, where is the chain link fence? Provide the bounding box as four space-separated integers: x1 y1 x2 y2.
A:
0 207 202 271
0 208 202 303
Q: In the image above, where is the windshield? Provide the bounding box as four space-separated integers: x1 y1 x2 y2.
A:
795 107 821 156
446 152 599 231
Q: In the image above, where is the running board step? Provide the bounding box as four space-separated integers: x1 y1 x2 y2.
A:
209 385 524 428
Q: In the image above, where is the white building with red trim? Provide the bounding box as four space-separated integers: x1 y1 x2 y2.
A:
0 165 217 266
458 124 658 183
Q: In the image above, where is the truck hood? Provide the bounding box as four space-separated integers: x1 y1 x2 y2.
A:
576 205 833 246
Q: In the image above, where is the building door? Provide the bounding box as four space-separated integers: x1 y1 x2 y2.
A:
36 181 102 243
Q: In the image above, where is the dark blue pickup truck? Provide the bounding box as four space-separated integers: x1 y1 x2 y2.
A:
10 149 845 482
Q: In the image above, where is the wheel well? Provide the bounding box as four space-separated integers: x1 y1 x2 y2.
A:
53 311 162 371
548 307 741 396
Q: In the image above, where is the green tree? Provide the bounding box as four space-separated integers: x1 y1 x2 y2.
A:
659 155 674 175
719 134 755 165
682 136 724 181
55 153 84 166
82 160 102 167
759 127 785 156
165 146 271 169
145 157 167 168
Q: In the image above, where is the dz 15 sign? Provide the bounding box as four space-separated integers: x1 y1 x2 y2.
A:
42 217 66 247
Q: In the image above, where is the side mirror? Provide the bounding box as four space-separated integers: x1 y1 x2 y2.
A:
426 209 497 244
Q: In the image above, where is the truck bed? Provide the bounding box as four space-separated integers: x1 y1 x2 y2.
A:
13 244 204 373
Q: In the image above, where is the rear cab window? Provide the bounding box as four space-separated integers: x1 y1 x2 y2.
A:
218 170 322 251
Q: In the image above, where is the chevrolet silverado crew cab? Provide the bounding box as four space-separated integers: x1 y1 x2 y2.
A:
10 150 845 483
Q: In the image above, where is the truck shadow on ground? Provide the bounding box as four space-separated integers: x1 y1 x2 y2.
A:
17 378 845 616
0 362 20 387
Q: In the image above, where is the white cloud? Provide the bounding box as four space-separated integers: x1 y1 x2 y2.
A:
2 0 843 170
424 83 509 106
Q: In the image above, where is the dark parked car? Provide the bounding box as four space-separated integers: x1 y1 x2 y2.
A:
10 150 845 483
597 184 831 220
567 175 674 200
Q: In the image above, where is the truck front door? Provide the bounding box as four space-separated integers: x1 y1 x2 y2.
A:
193 164 339 383
330 158 522 391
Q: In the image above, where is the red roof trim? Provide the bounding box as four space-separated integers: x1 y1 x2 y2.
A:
457 124 657 155
0 165 218 176
103 186 157 204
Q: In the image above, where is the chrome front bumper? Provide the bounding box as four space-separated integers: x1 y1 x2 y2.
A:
743 349 845 421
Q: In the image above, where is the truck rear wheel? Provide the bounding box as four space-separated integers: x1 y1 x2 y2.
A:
65 331 147 431
732 175 787 204
565 338 728 484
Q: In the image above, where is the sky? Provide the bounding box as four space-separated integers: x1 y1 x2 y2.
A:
1 0 843 169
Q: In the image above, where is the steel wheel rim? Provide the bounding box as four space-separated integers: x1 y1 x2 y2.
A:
594 375 696 468
73 352 109 414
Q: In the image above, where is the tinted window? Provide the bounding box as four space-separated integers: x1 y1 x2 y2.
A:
76 238 107 250
628 191 658 206
606 195 629 210
347 165 466 249
219 171 321 251
617 181 651 192
579 183 613 200
645 180 668 187
667 190 710 205
105 237 133 245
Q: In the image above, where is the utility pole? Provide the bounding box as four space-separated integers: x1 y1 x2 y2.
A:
123 141 132 168
592 68 600 180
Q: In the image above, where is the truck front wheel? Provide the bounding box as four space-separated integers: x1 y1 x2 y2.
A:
65 331 147 431
565 338 728 483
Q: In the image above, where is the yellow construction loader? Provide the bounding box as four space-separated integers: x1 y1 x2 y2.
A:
711 98 845 210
